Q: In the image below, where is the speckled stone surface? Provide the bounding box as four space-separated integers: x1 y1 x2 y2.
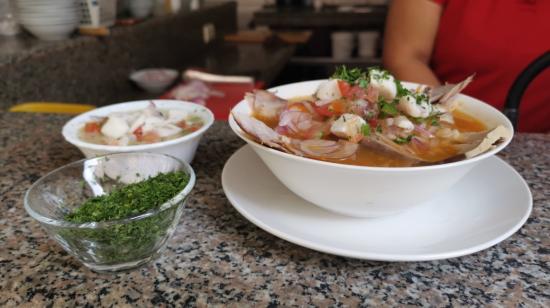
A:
1 112 549 307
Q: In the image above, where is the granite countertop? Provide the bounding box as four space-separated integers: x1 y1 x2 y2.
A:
1 112 549 306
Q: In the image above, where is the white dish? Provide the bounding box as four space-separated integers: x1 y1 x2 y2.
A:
130 68 179 93
16 0 79 41
228 80 514 217
62 100 214 163
222 145 532 261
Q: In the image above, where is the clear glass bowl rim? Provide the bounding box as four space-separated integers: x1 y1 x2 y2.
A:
24 152 196 229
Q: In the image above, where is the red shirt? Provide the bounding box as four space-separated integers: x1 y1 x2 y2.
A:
432 0 550 132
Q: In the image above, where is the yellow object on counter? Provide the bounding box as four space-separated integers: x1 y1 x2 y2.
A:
9 102 96 114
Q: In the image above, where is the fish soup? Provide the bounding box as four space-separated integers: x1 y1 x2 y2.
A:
235 67 509 167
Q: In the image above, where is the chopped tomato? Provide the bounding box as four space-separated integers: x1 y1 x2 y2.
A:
141 131 160 143
315 99 347 117
368 119 378 129
337 80 352 98
133 126 144 141
84 122 101 133
187 124 201 132
347 86 367 100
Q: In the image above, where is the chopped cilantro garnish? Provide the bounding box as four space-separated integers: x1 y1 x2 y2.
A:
361 124 371 136
66 171 189 223
394 135 414 144
368 67 391 81
378 98 399 117
376 124 383 133
395 79 410 97
381 103 398 116
415 93 429 105
332 66 369 88
424 112 442 126
61 171 190 264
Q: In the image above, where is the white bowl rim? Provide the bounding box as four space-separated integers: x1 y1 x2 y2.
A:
130 68 179 76
229 79 514 172
62 99 214 152
129 68 179 85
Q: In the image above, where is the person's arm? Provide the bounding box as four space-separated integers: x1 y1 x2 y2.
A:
382 0 443 86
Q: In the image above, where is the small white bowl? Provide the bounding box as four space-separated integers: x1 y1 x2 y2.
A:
22 21 78 40
62 100 214 163
130 69 179 93
229 80 514 218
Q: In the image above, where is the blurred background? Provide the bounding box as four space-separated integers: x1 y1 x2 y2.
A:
0 0 388 110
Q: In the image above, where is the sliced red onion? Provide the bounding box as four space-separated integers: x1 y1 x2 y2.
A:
414 125 434 138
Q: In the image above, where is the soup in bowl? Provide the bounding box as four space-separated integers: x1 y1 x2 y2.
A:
229 73 513 217
63 100 214 163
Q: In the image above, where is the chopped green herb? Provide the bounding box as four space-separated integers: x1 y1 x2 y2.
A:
378 98 399 117
415 93 429 105
361 124 371 136
410 116 423 124
332 66 369 88
66 171 189 223
394 135 414 144
369 67 391 81
376 124 383 133
61 171 190 264
187 115 203 123
395 79 410 97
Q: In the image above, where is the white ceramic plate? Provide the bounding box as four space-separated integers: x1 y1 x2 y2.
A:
222 145 532 261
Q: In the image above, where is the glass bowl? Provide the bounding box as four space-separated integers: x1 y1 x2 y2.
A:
24 152 196 272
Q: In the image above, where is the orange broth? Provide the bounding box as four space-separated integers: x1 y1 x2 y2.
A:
253 97 487 167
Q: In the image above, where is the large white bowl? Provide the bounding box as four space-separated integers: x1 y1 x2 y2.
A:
63 100 214 163
228 80 514 218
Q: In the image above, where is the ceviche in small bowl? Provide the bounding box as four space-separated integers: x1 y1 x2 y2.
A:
229 67 513 217
63 100 214 163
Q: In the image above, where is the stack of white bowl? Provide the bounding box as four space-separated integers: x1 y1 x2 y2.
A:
129 0 154 19
15 0 80 41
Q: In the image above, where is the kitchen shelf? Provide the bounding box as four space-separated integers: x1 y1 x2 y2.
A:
290 56 382 66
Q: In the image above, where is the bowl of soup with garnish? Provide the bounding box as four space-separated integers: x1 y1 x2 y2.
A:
63 100 214 163
229 75 513 217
